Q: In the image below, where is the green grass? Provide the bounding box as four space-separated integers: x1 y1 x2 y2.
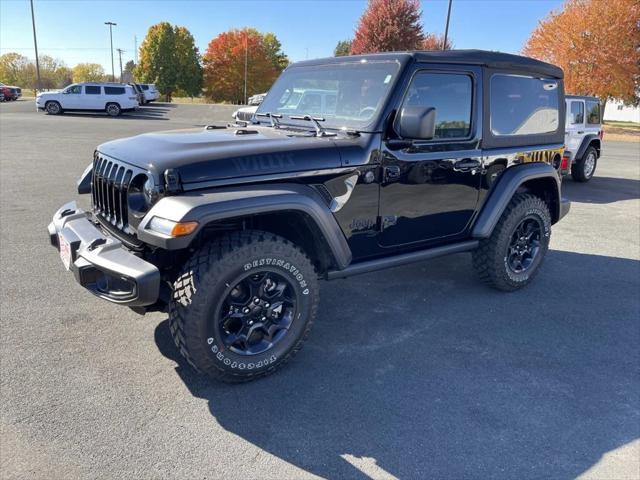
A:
604 120 640 130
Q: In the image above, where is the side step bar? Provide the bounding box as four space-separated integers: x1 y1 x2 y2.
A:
326 240 479 280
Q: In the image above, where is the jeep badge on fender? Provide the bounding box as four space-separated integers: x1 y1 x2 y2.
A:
48 50 570 383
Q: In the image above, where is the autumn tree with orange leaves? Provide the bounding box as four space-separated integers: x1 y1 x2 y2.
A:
351 0 425 54
523 0 640 108
422 33 453 51
203 28 288 103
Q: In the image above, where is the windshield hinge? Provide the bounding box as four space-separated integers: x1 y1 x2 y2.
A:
164 169 182 194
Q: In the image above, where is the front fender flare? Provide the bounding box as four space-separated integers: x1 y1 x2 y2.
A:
472 163 561 239
137 183 352 269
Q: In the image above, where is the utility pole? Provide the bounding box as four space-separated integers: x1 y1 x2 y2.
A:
104 21 117 81
29 0 41 91
443 0 452 50
134 35 138 63
243 30 248 105
116 48 125 81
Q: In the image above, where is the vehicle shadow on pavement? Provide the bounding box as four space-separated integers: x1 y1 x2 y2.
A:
154 250 640 480
56 108 171 121
563 176 640 204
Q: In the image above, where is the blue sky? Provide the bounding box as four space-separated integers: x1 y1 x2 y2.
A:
1 0 563 71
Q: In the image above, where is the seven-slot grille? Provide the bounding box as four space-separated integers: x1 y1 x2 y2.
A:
92 154 138 234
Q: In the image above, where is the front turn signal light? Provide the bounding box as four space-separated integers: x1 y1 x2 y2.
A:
148 217 199 237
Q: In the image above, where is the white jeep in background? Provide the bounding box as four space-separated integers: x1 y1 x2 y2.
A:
562 95 603 182
36 83 139 117
139 84 160 103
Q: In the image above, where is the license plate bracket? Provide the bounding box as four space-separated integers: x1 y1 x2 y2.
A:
58 234 72 270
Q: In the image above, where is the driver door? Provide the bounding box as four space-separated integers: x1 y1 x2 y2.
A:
378 66 482 248
61 85 83 109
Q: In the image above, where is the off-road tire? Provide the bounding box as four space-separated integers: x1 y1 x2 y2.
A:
169 231 319 383
45 101 62 115
571 146 597 183
472 193 551 292
105 103 121 117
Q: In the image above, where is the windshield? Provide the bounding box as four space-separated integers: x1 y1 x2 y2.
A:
256 60 400 131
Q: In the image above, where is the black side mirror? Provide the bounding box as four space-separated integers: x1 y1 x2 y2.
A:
397 106 436 140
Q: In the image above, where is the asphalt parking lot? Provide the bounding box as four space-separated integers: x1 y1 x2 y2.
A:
1 99 639 480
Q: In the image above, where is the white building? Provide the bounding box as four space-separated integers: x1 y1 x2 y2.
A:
604 99 640 123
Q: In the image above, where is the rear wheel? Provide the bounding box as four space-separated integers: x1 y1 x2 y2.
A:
105 103 121 117
473 193 551 292
169 231 319 382
45 101 62 115
571 146 597 182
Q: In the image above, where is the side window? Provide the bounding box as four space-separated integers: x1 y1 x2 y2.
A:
569 101 584 124
85 86 101 95
401 72 472 139
66 85 82 94
141 85 149 91
586 100 601 124
490 74 559 136
104 86 125 95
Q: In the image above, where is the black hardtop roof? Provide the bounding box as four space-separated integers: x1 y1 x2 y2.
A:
292 49 563 79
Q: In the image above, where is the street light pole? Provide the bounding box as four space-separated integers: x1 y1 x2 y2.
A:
30 0 41 92
443 0 452 50
243 30 248 105
105 21 117 81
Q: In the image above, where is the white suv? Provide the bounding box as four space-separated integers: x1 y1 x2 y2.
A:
563 95 603 182
139 84 159 103
36 83 139 117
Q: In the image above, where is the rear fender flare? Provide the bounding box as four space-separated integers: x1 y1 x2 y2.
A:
576 135 600 160
472 163 561 238
137 183 352 269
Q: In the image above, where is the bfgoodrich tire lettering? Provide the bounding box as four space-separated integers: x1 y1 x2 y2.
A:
472 193 551 292
169 231 319 382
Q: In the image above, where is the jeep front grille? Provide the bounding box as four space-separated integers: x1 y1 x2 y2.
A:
91 154 144 238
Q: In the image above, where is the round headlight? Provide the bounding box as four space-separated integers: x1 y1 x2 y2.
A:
128 174 156 218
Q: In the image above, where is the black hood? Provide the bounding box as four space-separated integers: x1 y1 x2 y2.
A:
97 126 343 185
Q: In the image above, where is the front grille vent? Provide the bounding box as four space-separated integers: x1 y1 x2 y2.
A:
91 154 146 238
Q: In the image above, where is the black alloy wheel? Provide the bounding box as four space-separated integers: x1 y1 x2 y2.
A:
216 271 297 356
506 216 542 274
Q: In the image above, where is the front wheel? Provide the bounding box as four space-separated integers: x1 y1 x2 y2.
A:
45 101 62 115
169 231 319 382
571 146 597 182
473 193 551 292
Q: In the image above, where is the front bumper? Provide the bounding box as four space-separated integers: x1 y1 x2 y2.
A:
48 201 160 306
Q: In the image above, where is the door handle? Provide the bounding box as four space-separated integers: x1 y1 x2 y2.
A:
453 159 481 171
577 131 585 134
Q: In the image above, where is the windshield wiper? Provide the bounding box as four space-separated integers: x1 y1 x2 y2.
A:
289 115 335 137
255 112 282 129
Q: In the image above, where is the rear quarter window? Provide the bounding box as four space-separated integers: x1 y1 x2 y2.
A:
490 74 559 136
586 100 601 124
104 86 125 95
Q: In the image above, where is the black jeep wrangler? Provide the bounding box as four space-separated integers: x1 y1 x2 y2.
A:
49 50 570 382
